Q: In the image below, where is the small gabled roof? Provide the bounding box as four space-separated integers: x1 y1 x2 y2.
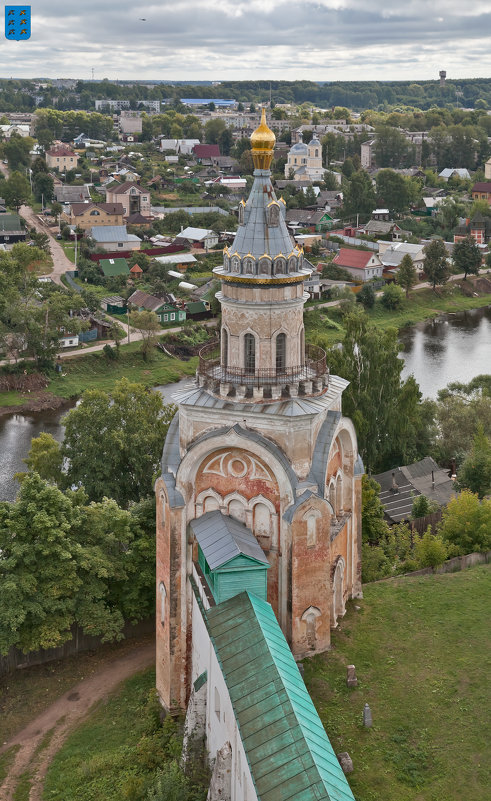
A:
189 510 269 571
333 248 378 269
193 143 220 158
471 182 491 193
108 181 145 195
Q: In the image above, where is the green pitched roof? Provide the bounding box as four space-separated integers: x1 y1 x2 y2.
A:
206 592 356 801
100 257 129 277
0 214 23 232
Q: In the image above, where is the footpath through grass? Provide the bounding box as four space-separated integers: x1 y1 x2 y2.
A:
0 635 154 745
304 565 491 801
47 343 197 399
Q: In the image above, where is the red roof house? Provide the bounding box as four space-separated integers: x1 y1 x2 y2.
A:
192 144 221 162
332 248 383 282
130 263 143 278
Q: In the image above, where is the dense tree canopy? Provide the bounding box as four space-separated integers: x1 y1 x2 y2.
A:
62 378 176 507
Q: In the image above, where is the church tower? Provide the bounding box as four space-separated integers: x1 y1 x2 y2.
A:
155 109 363 712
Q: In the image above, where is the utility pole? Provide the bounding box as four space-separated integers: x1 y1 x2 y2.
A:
127 307 130 344
74 229 78 267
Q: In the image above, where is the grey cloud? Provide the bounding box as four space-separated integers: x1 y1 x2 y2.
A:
2 1 491 79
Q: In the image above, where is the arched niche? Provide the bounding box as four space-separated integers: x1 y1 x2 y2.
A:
331 558 346 626
301 606 321 650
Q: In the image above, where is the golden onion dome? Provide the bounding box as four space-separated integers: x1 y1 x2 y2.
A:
250 107 275 170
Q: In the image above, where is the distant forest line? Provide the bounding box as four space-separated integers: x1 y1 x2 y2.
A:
2 78 491 112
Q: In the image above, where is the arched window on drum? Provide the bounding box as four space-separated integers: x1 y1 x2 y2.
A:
275 333 286 371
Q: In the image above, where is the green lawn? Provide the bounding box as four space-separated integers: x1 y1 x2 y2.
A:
42 668 203 801
304 565 491 801
0 391 26 408
47 343 197 399
59 242 76 264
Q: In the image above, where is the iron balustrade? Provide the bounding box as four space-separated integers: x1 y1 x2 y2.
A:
198 341 328 387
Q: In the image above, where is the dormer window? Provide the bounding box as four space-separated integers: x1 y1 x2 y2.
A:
266 202 280 227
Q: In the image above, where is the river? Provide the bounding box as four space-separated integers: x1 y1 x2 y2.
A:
0 311 489 501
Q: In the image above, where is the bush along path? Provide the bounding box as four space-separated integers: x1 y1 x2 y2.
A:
0 640 154 801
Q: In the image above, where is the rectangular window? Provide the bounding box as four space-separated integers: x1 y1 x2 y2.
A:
163 314 168 322
117 243 123 247
170 313 175 321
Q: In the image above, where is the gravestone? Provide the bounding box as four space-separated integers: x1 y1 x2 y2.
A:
337 752 353 774
346 664 357 687
363 703 372 728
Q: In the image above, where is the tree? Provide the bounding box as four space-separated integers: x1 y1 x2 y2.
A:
62 378 176 507
375 169 410 212
456 425 491 498
129 309 161 361
327 313 429 471
51 201 62 224
452 235 482 280
396 253 418 297
33 171 54 204
342 170 376 219
204 118 226 145
440 491 491 555
18 432 63 485
218 127 233 156
381 283 404 309
323 171 338 190
356 283 375 308
4 171 31 210
411 494 439 519
433 377 491 466
2 133 34 171
423 239 449 289
374 126 413 168
361 475 389 545
0 470 160 655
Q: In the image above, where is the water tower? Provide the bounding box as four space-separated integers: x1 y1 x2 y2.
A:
439 70 446 87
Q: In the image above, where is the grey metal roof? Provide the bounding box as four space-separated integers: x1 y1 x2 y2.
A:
189 510 269 570
308 411 341 491
373 457 455 523
161 471 185 509
354 454 365 476
90 225 141 243
283 490 315 523
161 411 180 476
173 375 348 418
230 168 295 259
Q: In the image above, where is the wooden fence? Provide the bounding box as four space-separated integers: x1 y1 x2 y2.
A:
0 617 154 677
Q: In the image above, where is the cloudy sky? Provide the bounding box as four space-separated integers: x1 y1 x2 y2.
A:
3 1 491 82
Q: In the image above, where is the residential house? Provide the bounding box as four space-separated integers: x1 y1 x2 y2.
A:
46 146 79 171
59 333 79 348
373 456 456 524
174 227 219 250
90 225 141 252
185 300 210 320
361 139 377 169
66 202 125 231
439 168 470 182
471 182 491 203
192 144 221 164
0 214 25 244
378 241 425 275
155 252 199 270
104 182 151 218
127 289 186 324
54 185 91 204
118 111 143 137
99 257 130 278
361 219 410 241
286 208 337 232
332 248 383 282
454 213 491 245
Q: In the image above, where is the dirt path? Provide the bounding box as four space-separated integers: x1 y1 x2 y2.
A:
0 641 155 801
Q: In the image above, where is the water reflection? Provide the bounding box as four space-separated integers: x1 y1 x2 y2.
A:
400 306 491 399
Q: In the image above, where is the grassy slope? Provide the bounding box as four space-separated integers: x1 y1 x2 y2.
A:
0 636 154 746
304 565 490 801
42 669 157 801
48 344 197 399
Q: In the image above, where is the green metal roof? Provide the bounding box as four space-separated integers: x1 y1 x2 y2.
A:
100 257 129 277
0 214 22 232
206 592 356 801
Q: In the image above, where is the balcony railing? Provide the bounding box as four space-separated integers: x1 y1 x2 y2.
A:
198 341 328 388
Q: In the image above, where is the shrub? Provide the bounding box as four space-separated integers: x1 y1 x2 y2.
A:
357 283 376 308
103 344 116 360
411 494 439 519
414 529 447 568
361 543 392 583
381 283 405 309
